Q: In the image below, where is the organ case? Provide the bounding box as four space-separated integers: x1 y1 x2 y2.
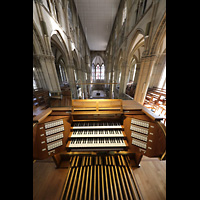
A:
33 99 166 165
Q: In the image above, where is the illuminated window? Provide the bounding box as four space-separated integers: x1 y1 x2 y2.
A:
33 77 37 90
94 64 105 80
92 65 95 81
33 67 38 90
59 65 64 82
100 64 105 80
96 64 100 79
118 72 121 82
92 56 105 80
132 63 137 81
158 64 166 89
74 70 77 81
68 1 73 26
122 2 127 25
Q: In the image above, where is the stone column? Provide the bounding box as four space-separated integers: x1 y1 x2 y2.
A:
34 54 61 93
33 67 42 89
66 63 77 99
55 63 62 84
85 56 91 98
133 0 162 104
33 57 48 90
44 55 61 92
77 68 85 98
112 68 117 98
105 57 111 93
133 63 140 84
85 70 90 99
134 54 157 104
128 63 134 82
109 68 114 99
149 54 166 88
119 59 129 98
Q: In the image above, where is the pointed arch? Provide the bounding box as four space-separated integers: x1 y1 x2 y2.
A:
50 30 70 64
91 55 105 81
127 29 145 65
33 21 48 90
149 12 166 56
50 30 72 86
33 21 46 55
148 13 166 88
114 49 124 83
92 55 104 66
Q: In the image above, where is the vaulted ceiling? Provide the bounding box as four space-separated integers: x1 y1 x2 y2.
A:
74 0 121 51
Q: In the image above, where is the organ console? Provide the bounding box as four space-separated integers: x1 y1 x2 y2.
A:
33 99 166 199
67 120 128 151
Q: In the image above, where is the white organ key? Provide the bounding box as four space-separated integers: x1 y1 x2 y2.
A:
69 138 126 148
70 129 124 138
69 121 126 150
73 121 122 129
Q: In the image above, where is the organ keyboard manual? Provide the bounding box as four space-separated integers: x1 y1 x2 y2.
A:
33 99 166 200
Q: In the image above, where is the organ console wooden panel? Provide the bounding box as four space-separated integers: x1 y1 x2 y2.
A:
33 115 72 160
123 113 166 158
67 99 128 151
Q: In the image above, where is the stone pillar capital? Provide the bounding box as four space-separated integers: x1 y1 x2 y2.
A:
141 51 157 62
33 54 55 62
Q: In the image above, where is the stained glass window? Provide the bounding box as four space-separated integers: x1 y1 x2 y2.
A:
96 64 100 79
92 63 105 80
92 66 95 80
101 64 105 80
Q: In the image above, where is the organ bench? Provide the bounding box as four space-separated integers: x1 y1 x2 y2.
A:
33 99 166 199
